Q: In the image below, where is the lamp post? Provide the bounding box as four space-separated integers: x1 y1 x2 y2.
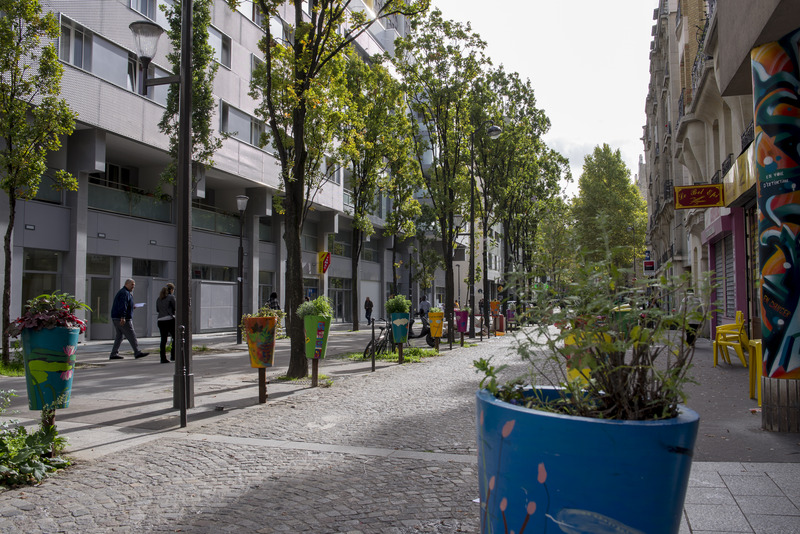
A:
130 4 192 426
469 121 502 338
236 195 249 344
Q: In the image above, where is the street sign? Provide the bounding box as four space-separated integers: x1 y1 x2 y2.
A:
317 251 331 274
644 250 651 261
643 260 655 272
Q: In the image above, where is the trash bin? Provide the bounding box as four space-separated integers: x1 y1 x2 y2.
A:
496 314 505 332
610 305 636 332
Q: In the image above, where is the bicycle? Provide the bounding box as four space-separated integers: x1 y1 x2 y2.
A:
363 318 394 359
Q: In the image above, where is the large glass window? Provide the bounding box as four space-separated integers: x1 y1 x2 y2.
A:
259 216 274 242
328 228 352 258
60 19 92 70
86 254 113 276
362 238 379 263
130 0 157 20
133 259 164 278
192 264 235 282
21 249 62 306
208 27 231 68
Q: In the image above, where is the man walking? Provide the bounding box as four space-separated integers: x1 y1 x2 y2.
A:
364 296 374 325
109 278 149 360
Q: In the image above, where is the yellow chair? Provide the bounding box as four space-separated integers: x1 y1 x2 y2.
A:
748 339 763 407
563 331 613 384
713 312 749 368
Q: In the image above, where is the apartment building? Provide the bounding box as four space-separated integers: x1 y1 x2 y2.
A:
644 0 800 347
0 0 444 340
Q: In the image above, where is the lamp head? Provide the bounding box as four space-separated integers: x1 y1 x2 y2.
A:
487 125 503 139
236 195 250 213
129 20 164 60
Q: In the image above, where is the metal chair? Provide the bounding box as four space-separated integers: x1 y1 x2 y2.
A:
712 312 749 367
748 339 763 406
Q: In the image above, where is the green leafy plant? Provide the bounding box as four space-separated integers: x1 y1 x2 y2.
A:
240 305 286 332
385 295 411 314
478 261 712 421
429 306 442 313
0 390 70 488
7 291 91 337
296 296 334 319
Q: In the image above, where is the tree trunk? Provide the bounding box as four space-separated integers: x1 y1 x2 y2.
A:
2 193 16 365
482 214 491 333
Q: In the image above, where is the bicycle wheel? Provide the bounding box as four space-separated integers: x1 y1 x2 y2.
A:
363 339 376 360
375 335 390 355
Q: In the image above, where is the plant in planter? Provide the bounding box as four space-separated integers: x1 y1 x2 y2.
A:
428 306 444 339
7 292 90 411
241 305 286 368
296 296 334 360
386 295 411 345
475 263 710 534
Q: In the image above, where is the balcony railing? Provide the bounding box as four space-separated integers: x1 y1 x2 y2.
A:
88 183 171 223
741 121 754 152
721 153 734 176
711 170 721 184
192 205 240 236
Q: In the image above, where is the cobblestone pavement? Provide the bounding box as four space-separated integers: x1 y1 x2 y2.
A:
0 336 521 533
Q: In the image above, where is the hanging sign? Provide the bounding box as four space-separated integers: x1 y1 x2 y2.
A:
317 251 331 274
674 184 724 209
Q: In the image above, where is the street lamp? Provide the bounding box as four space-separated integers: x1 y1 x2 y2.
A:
130 4 193 427
236 195 249 344
469 121 502 338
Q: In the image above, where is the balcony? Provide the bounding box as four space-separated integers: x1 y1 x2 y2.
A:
192 205 241 236
721 153 734 176
88 183 171 223
711 170 721 184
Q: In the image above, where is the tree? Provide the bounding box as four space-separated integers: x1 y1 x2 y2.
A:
0 0 77 364
534 195 575 293
226 0 429 378
337 52 415 331
572 144 646 271
158 0 225 191
393 8 488 331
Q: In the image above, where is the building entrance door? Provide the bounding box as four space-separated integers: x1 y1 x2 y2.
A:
86 277 112 340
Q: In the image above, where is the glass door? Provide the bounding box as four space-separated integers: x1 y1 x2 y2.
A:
87 277 113 340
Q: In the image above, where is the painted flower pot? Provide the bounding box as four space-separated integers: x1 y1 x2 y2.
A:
428 312 444 337
304 315 331 359
506 309 515 323
243 316 278 368
390 312 410 344
21 327 79 410
455 310 469 333
489 300 500 316
476 387 699 534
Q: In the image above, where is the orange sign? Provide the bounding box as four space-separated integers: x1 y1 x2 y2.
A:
673 184 724 209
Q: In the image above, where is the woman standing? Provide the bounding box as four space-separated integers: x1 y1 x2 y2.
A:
156 283 176 363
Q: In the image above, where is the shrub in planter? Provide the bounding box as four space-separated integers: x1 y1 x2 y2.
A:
296 296 333 359
240 306 285 368
475 262 711 534
7 292 90 410
386 295 411 344
428 306 444 338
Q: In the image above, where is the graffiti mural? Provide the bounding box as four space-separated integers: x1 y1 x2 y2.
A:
752 28 800 378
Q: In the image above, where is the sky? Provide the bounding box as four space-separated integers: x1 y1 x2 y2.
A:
431 0 660 197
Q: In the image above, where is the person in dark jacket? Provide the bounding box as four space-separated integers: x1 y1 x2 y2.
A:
156 283 176 363
269 292 280 310
109 278 148 360
364 296 374 325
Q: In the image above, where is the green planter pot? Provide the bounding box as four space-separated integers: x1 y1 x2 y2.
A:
304 315 331 359
390 312 410 344
21 327 79 410
243 316 278 368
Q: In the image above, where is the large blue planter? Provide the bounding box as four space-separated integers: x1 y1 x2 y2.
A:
476 387 699 534
390 312 410 344
21 327 80 410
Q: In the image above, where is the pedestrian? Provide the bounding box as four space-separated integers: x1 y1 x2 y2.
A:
109 278 149 360
304 296 310 302
479 298 485 316
364 296 373 325
680 289 703 346
418 295 431 319
269 291 280 310
156 283 176 364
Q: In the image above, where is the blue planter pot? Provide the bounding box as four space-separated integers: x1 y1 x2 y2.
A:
476 387 699 534
21 327 80 410
390 312 410 344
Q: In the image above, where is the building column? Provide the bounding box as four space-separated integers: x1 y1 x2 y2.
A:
752 28 800 431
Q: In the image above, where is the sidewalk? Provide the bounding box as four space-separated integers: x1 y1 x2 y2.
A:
0 329 797 533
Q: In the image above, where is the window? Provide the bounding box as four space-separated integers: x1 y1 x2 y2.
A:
133 259 165 278
259 216 274 242
251 53 264 78
362 239 379 263
131 0 157 20
192 264 236 282
32 172 63 204
258 271 274 308
302 222 318 252
89 163 134 190
328 229 352 258
22 249 62 307
60 19 92 70
208 27 231 68
221 101 264 146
